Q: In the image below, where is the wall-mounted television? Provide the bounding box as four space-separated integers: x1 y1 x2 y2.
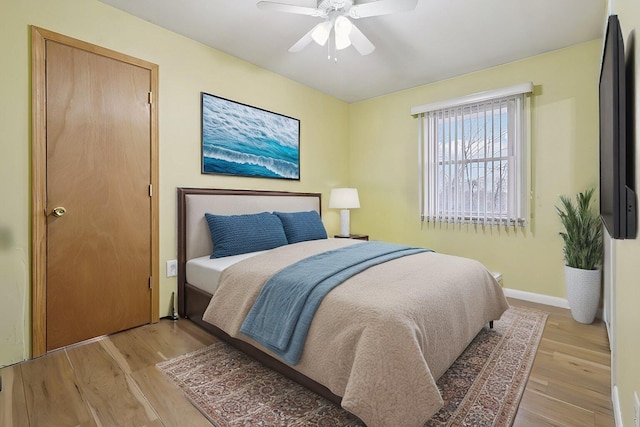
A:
599 14 636 239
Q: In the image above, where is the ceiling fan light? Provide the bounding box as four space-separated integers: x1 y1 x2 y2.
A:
335 33 351 50
334 16 353 50
311 21 332 46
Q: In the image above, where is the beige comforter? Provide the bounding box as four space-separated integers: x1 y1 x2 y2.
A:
202 239 508 427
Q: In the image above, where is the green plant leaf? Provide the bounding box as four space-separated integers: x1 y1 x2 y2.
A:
555 187 603 270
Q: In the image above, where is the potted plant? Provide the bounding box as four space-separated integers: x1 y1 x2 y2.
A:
555 188 604 324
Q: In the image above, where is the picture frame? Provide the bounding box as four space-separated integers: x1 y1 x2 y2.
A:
201 92 300 180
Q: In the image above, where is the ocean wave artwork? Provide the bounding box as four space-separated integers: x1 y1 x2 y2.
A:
201 93 300 180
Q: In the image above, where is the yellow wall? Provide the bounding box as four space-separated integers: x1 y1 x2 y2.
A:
0 0 349 366
610 2 640 425
349 40 602 299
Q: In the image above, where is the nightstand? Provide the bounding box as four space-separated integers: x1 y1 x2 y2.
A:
334 234 369 241
491 272 503 287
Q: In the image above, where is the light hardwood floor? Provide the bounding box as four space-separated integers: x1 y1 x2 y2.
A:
0 298 614 426
511 299 614 426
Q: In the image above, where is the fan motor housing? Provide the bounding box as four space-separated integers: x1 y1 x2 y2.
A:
318 0 354 12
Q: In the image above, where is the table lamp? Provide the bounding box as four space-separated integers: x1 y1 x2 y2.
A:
329 188 360 237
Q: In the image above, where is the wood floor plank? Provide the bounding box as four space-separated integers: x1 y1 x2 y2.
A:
512 406 559 426
523 371 548 394
20 350 97 427
104 329 164 374
66 340 163 427
542 317 610 352
530 349 611 396
0 365 29 427
127 320 217 362
545 378 614 417
518 388 596 426
131 365 213 427
172 318 219 346
538 336 611 366
506 298 568 316
596 410 616 427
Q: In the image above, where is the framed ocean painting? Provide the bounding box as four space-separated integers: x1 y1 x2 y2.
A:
201 92 300 180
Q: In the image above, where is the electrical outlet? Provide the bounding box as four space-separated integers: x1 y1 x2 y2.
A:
166 260 177 277
634 392 639 427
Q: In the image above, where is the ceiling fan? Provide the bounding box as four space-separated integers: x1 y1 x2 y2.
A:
257 0 419 56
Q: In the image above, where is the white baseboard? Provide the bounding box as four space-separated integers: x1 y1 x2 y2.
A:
503 287 570 309
613 385 623 427
503 287 605 321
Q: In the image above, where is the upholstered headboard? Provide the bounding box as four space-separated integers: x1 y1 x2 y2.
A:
176 188 322 315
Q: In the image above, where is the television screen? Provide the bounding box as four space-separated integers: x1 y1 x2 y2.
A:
599 14 636 239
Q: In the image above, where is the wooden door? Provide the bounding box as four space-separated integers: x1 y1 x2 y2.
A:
31 28 159 353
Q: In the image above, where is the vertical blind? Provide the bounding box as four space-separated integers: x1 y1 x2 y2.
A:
413 83 532 226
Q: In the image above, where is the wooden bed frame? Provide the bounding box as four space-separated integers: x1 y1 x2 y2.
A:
176 187 342 405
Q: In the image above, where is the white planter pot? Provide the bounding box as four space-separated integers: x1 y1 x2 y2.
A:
564 265 601 324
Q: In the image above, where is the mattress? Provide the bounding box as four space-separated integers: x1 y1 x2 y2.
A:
186 251 265 295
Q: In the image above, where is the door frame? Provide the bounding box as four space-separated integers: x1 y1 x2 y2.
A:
31 26 160 357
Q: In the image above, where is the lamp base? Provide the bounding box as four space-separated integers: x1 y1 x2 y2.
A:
338 209 350 237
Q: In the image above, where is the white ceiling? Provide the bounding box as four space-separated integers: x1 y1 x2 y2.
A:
99 0 606 103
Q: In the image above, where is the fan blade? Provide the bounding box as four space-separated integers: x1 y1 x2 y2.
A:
257 1 324 17
289 23 322 53
349 0 418 19
349 23 375 55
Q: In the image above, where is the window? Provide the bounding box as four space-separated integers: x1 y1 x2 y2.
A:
412 83 533 226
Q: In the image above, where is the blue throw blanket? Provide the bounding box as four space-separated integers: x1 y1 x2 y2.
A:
240 241 430 364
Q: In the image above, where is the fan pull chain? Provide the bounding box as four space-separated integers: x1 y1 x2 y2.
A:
327 29 338 63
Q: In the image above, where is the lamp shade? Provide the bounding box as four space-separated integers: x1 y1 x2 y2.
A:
312 21 332 46
334 16 353 50
329 188 360 209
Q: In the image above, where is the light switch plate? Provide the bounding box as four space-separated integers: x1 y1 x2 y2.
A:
166 259 177 277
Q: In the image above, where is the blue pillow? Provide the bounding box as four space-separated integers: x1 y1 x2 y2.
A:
274 211 327 244
204 212 288 258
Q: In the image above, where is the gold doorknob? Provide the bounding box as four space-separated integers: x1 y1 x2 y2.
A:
51 207 66 217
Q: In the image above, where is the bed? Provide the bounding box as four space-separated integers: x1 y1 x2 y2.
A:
177 188 509 427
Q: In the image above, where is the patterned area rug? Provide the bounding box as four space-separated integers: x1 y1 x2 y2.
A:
157 306 547 427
